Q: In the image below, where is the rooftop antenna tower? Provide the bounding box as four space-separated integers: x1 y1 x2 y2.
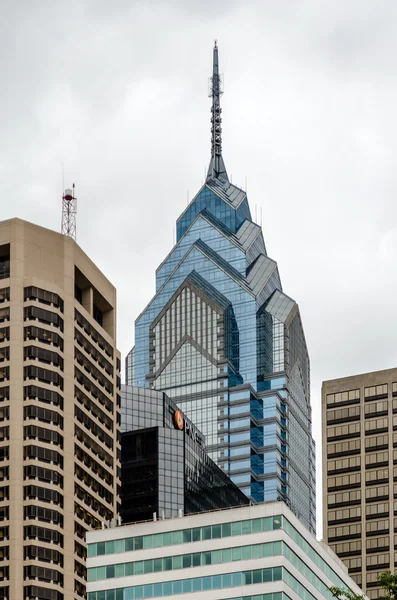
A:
61 183 77 240
206 41 228 183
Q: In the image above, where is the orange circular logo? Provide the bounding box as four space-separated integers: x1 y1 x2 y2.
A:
173 410 184 430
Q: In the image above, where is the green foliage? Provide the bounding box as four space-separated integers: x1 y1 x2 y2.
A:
329 572 397 600
329 585 365 600
376 571 397 599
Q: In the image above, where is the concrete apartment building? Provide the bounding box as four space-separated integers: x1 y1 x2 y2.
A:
322 367 397 599
0 218 121 600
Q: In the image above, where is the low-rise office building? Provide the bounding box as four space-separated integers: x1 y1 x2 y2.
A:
87 501 365 600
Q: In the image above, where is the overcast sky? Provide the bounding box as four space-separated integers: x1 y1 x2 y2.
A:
2 0 397 535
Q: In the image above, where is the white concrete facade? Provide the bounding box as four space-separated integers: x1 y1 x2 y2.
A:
87 502 366 600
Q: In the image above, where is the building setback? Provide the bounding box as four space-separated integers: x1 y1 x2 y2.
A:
322 367 397 599
125 43 316 533
86 501 365 600
0 218 121 600
121 385 249 524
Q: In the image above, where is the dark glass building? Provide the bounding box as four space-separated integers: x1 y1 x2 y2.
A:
125 43 316 533
121 386 249 523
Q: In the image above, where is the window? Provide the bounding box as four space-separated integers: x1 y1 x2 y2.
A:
327 439 361 457
365 434 388 452
328 523 361 541
24 425 63 448
24 465 63 487
327 423 361 441
93 305 103 327
24 366 63 390
75 348 112 394
327 406 360 424
367 536 390 552
366 485 389 502
365 401 389 418
24 485 63 507
75 329 113 375
24 346 63 370
366 553 390 570
366 468 389 485
0 427 9 442
23 586 63 600
24 306 63 332
343 557 362 572
87 516 283 558
327 507 361 525
24 565 63 586
74 487 112 520
24 445 63 468
86 566 282 599
0 308 9 324
24 287 64 312
327 473 361 491
0 368 9 383
75 386 113 432
330 540 361 557
365 451 388 468
328 456 361 474
75 309 113 357
24 326 63 351
328 490 361 508
24 405 63 428
24 386 63 409
366 519 390 536
0 246 10 281
0 447 9 461
88 540 284 581
24 505 63 526
75 368 112 412
74 406 112 449
366 503 389 519
75 503 101 529
326 389 360 407
74 464 113 504
0 289 9 303
74 444 113 486
75 285 83 304
24 526 63 546
365 384 388 400
365 418 388 434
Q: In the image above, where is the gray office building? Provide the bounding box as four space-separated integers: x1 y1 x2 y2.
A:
121 386 249 524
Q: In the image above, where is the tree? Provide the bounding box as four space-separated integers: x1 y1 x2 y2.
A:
329 571 397 600
376 571 397 599
329 585 365 600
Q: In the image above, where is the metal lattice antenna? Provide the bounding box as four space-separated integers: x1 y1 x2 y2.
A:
61 183 77 240
207 41 228 183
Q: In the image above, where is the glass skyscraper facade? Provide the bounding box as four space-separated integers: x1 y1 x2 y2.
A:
125 43 315 534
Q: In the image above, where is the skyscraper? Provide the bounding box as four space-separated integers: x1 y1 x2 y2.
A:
126 43 315 533
322 367 397 599
0 218 120 600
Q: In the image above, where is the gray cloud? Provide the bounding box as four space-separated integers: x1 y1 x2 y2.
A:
1 0 397 535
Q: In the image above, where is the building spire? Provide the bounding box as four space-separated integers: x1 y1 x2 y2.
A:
207 41 229 183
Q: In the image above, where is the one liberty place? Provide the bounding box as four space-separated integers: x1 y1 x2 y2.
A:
125 43 316 533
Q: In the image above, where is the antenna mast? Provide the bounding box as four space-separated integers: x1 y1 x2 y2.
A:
206 41 228 183
61 184 77 240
